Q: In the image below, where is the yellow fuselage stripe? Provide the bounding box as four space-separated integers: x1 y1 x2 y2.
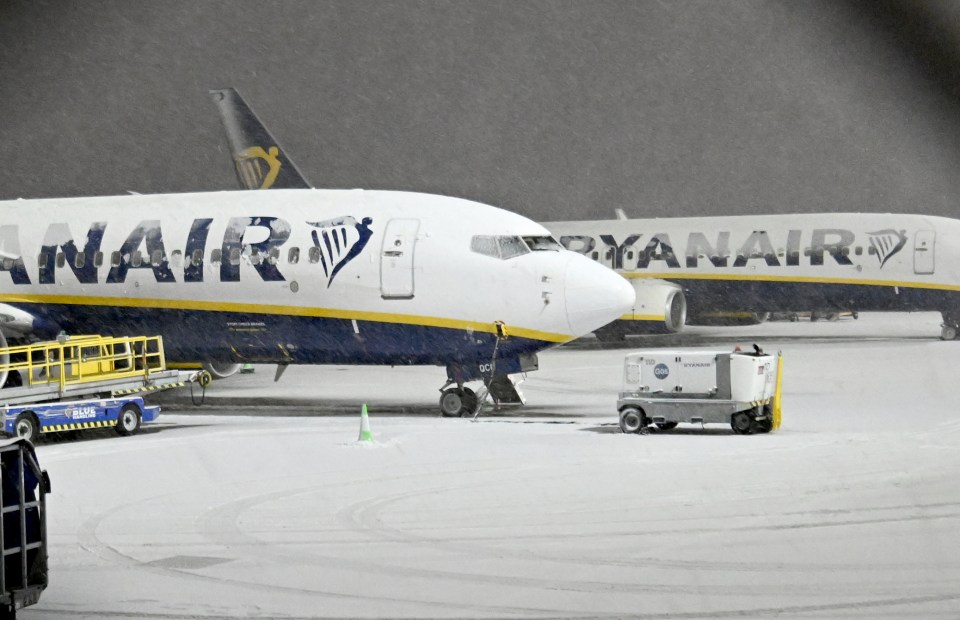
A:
624 272 960 292
0 294 571 343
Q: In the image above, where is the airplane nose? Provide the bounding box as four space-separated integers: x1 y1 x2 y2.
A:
563 254 635 337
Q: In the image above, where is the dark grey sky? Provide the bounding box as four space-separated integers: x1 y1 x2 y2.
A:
2 0 959 222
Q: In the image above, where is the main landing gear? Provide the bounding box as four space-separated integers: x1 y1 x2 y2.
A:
941 312 960 340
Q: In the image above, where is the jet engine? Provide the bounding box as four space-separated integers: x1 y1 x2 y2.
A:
594 280 687 341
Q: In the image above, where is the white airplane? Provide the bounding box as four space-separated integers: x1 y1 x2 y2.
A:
0 190 634 416
546 213 960 341
209 87 960 343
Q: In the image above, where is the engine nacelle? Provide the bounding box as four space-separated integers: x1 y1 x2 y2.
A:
594 280 687 341
201 362 243 379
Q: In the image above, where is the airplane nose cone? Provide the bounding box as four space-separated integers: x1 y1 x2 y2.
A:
563 255 635 338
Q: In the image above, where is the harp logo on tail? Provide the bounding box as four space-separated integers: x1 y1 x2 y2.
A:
307 216 374 287
235 146 283 189
866 229 907 269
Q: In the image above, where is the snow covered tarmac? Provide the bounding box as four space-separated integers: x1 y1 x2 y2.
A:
23 313 960 618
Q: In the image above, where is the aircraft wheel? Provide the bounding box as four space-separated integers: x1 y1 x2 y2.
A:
619 407 645 434
14 412 39 443
116 403 142 436
655 422 678 431
460 387 478 415
731 412 754 435
941 325 958 341
439 388 470 417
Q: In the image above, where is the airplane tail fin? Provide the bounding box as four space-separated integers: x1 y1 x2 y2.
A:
209 88 312 190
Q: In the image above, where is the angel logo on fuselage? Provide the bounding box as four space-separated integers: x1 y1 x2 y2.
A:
866 229 907 269
307 216 374 287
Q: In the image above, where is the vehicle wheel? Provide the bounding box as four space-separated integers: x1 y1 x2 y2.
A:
731 412 754 435
941 325 958 341
752 417 773 434
619 407 645 434
655 422 678 431
116 403 142 436
14 412 39 443
439 388 468 417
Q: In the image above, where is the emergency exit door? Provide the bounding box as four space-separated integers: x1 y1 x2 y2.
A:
380 219 420 299
914 230 935 275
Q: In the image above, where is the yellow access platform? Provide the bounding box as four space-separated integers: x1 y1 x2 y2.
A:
0 334 198 406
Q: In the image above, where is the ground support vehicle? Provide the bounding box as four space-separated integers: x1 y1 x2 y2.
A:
618 347 783 435
0 438 50 619
0 335 207 442
1 396 160 443
0 335 196 406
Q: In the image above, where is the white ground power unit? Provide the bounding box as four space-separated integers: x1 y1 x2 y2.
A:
617 346 782 435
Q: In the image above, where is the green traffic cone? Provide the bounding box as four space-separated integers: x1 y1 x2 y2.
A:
358 403 373 442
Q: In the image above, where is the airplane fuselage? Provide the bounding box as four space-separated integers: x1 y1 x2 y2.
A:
0 189 633 368
547 213 960 324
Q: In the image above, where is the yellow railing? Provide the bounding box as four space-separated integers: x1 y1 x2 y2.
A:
0 335 166 393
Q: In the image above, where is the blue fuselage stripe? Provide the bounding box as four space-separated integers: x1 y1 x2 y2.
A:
16 303 548 365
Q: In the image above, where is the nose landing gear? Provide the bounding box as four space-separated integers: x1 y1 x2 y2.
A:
439 386 478 417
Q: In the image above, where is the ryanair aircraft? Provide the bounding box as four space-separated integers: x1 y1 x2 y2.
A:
209 87 960 344
0 190 634 416
546 213 960 341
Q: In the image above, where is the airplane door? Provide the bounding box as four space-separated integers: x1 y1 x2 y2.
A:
914 230 935 275
380 219 420 299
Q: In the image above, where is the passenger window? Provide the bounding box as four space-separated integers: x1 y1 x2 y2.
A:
229 248 241 266
170 250 183 269
131 251 143 268
1 257 12 270
591 251 599 260
94 251 103 268
191 249 204 266
308 246 321 264
151 250 163 266
250 249 262 265
74 252 85 268
210 249 222 264
268 247 280 265
288 247 300 264
38 253 47 268
111 251 122 267
56 252 65 268
855 247 863 256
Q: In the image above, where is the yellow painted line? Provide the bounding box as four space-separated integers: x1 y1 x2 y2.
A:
623 272 960 292
618 314 665 322
0 294 572 343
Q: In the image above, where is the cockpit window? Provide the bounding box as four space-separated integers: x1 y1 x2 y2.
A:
498 236 529 259
470 235 532 260
523 235 562 251
471 236 500 258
